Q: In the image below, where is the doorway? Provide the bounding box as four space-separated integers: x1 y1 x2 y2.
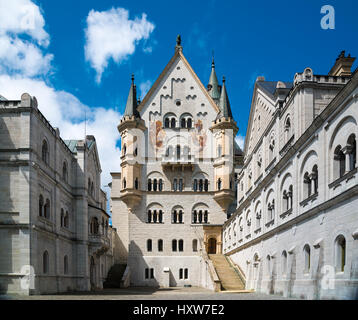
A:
208 238 217 254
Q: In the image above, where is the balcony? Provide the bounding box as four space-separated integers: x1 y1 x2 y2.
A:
213 189 235 211
119 188 142 211
161 154 195 171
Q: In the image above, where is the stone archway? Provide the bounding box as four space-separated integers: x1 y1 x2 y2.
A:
208 238 217 254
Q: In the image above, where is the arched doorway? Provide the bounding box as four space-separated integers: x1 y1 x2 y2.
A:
208 238 217 254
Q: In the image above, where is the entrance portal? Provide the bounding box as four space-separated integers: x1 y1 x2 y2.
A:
208 238 217 254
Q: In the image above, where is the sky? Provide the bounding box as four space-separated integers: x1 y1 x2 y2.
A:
1 0 358 199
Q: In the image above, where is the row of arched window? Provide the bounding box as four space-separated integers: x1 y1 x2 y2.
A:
165 145 191 159
39 195 50 219
147 178 210 192
146 239 198 252
146 209 209 224
164 116 193 129
89 217 109 236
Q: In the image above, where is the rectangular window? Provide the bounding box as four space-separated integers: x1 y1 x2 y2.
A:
150 268 154 279
184 268 188 279
179 268 183 280
145 268 149 279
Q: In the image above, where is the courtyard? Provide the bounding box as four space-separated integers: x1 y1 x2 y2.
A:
2 287 296 300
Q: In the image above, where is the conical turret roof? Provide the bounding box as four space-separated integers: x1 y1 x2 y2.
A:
124 75 140 118
208 58 220 101
218 76 233 118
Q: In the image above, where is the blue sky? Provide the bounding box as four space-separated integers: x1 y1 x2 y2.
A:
1 0 358 191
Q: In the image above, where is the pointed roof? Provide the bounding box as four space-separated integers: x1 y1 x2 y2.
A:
208 58 220 101
137 37 220 114
123 75 140 118
218 77 233 118
0 94 7 101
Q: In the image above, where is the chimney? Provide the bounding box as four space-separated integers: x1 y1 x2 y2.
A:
328 51 356 76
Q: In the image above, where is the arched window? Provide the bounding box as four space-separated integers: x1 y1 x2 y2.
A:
147 239 152 252
181 118 186 128
217 178 222 190
303 244 311 273
158 239 163 252
90 217 99 234
335 235 346 272
256 210 261 229
334 145 345 179
148 179 152 191
44 199 50 219
187 118 192 128
312 165 318 194
64 211 69 228
192 210 197 223
171 118 176 128
159 179 163 191
60 208 64 227
147 210 152 223
178 210 183 223
348 134 357 171
192 239 198 252
42 140 49 164
43 251 49 274
282 251 287 275
39 195 44 217
134 147 138 157
173 179 178 191
303 172 311 198
193 179 198 191
284 117 291 142
159 210 163 223
135 178 139 190
166 146 173 157
204 179 209 192
64 255 68 275
153 179 158 191
269 140 275 162
62 161 68 182
164 117 170 128
178 179 183 192
204 210 208 223
172 239 177 252
199 179 203 192
176 145 181 159
153 210 158 223
178 239 184 252
217 144 222 157
123 178 126 189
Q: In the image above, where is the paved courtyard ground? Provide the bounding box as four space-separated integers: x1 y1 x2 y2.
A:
3 287 297 300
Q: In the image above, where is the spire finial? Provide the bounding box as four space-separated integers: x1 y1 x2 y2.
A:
176 34 181 46
222 76 226 83
211 50 215 68
131 74 135 83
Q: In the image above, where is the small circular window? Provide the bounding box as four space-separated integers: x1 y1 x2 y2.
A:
176 100 181 106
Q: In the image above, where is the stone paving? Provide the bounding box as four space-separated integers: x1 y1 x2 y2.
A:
2 287 297 300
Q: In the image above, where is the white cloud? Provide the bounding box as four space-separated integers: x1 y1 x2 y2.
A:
0 0 122 188
0 0 52 77
235 134 245 150
84 7 155 83
139 80 152 100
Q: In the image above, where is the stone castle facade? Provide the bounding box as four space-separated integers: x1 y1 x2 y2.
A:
223 51 358 299
110 38 243 289
0 93 113 295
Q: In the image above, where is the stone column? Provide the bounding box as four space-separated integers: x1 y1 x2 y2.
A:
342 145 353 174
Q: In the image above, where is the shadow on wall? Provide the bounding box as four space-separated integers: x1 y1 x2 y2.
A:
129 241 159 287
112 229 127 264
0 117 15 295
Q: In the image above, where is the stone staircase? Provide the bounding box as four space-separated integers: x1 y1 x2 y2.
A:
209 254 245 291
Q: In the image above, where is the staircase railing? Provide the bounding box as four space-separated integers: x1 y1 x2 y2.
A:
225 255 246 287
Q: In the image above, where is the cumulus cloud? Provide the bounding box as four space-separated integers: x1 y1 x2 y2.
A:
84 7 155 83
235 134 245 150
0 0 52 77
0 0 123 189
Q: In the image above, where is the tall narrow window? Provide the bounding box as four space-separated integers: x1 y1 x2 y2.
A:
135 178 139 190
60 208 64 227
44 199 50 219
312 165 318 194
217 178 222 190
204 179 209 192
187 118 192 128
192 210 197 223
64 255 68 275
62 161 68 182
184 268 188 279
303 244 311 273
159 179 163 191
199 179 203 192
179 179 183 192
303 172 311 198
42 140 48 164
176 145 181 159
43 251 49 274
178 210 183 223
192 239 198 252
282 251 287 275
153 179 158 191
181 118 186 128
164 118 170 128
173 179 178 191
193 179 198 191
123 178 126 189
147 210 152 223
178 239 184 252
334 145 345 179
348 134 357 171
171 118 176 128
148 179 152 191
172 239 177 252
39 195 44 217
204 210 208 223
335 235 346 272
147 239 152 252
179 268 183 280
158 239 163 252
159 210 163 223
